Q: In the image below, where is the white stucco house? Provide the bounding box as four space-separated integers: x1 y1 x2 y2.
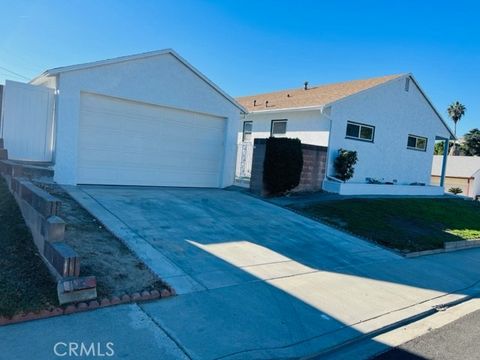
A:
0 49 245 188
431 155 480 198
236 74 455 195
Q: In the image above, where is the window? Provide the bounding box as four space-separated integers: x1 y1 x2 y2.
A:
407 134 428 151
345 121 375 142
270 119 287 137
242 121 253 142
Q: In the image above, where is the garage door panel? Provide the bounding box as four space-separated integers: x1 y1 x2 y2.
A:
78 94 226 187
78 149 222 169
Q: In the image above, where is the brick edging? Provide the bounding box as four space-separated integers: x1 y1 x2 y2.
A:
0 288 175 327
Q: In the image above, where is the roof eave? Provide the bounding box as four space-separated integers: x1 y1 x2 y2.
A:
29 49 246 113
408 75 456 140
245 104 325 114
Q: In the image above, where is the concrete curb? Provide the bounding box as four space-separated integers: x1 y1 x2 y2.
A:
302 287 480 360
406 239 480 258
0 288 175 327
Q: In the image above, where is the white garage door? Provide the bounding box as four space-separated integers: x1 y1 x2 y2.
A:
78 93 226 187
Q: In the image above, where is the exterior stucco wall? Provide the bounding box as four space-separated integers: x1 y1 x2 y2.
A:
53 53 241 186
239 109 330 146
327 76 451 185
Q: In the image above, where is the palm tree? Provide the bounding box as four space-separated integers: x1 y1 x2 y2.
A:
447 101 466 155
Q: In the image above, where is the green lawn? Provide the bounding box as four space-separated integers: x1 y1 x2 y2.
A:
291 198 480 252
0 177 58 317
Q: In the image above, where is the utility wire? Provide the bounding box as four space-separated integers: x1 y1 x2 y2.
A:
0 65 29 80
0 72 28 81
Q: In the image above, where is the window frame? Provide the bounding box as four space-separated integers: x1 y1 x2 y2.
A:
407 134 428 152
242 121 253 142
345 121 375 143
270 119 288 137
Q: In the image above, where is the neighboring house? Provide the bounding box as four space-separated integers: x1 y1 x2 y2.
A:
431 155 480 198
0 49 245 188
236 74 455 195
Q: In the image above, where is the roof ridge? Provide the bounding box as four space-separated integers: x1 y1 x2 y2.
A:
236 73 406 99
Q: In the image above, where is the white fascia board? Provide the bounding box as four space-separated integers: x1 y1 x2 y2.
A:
247 104 325 115
408 75 456 140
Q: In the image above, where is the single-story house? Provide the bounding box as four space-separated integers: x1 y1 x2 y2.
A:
431 155 480 198
236 74 455 195
0 49 245 188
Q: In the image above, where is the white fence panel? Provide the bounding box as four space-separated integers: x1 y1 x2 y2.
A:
235 142 253 179
0 80 55 161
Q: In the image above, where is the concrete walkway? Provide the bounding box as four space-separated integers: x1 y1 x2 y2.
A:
3 186 480 359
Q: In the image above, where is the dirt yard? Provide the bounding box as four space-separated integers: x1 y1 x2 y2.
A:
35 181 168 298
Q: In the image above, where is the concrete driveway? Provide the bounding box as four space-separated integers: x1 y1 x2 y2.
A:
62 186 480 359
68 186 396 293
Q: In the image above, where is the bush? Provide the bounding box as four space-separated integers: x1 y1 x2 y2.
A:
334 149 358 181
449 187 463 195
263 137 303 195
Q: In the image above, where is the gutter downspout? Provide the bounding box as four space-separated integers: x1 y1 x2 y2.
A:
322 107 334 190
440 138 449 188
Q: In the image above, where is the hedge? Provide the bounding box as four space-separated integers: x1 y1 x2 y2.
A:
263 137 303 195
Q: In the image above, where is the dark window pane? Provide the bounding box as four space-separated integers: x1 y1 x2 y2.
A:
272 121 287 135
360 126 373 140
416 138 426 150
346 123 360 138
243 121 253 141
407 136 416 148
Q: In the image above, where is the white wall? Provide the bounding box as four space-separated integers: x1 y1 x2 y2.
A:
323 179 445 196
47 53 241 186
327 76 452 185
240 109 330 146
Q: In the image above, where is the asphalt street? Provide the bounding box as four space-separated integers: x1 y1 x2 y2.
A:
375 309 480 360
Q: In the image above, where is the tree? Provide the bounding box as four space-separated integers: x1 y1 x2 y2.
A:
334 149 358 181
462 128 480 156
434 141 455 155
447 101 466 155
449 187 463 195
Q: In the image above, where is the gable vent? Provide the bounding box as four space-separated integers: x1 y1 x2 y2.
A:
405 77 410 92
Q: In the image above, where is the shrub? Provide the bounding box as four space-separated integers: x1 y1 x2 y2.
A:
263 137 303 195
334 149 358 181
449 187 463 195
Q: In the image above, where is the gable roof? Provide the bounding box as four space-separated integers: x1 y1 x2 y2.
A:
30 49 246 113
236 74 403 112
432 155 480 178
237 73 455 139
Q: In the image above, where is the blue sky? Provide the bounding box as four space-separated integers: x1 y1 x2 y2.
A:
0 0 478 135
